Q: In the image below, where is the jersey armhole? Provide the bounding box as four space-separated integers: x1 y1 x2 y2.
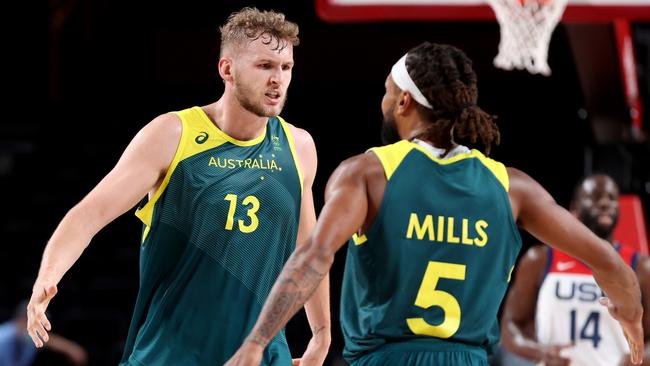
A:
277 117 304 194
367 140 414 180
134 114 187 243
474 153 510 192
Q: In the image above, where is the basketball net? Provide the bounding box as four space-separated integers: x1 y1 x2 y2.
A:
486 0 569 75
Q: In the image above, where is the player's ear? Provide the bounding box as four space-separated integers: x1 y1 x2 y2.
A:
396 91 412 114
218 57 234 83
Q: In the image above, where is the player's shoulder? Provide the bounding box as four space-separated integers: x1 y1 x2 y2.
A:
505 167 533 190
345 151 383 169
509 244 549 288
281 120 313 143
521 244 549 267
139 112 182 143
282 120 316 154
120 112 182 173
150 111 181 126
330 150 384 182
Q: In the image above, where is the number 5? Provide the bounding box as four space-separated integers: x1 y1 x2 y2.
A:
407 261 466 339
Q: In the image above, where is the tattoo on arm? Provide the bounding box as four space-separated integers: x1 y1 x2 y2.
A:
248 251 328 347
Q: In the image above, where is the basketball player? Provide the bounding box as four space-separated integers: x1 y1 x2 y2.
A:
501 174 650 366
25 7 330 365
225 42 643 366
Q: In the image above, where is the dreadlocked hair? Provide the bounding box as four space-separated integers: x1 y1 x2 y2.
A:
406 42 500 155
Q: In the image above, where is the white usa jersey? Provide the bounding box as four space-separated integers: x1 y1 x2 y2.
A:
535 245 638 366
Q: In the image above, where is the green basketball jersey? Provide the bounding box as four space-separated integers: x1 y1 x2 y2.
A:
119 107 303 366
340 140 522 363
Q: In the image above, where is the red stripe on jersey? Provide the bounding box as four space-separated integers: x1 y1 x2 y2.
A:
549 244 637 274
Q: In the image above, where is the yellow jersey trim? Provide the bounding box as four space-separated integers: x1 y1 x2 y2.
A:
473 152 509 192
370 140 509 191
134 108 229 242
134 114 188 242
368 140 414 180
194 106 267 147
352 233 368 246
278 117 304 194
140 225 151 244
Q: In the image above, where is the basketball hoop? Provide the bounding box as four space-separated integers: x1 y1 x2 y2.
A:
486 0 569 75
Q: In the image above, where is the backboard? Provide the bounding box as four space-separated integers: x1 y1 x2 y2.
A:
316 0 650 23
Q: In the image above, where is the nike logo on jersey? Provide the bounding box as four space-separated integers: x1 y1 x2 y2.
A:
557 261 576 271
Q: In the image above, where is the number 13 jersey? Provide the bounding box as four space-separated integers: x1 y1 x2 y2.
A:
120 107 303 366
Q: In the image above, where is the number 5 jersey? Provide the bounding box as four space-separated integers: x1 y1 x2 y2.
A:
340 140 523 363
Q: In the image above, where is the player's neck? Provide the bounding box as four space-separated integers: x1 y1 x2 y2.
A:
206 97 268 141
408 119 457 153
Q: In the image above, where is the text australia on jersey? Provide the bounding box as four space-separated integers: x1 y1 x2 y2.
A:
208 155 283 172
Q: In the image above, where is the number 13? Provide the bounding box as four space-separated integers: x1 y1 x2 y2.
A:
224 194 260 233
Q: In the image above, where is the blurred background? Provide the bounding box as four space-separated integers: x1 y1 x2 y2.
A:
1 0 649 364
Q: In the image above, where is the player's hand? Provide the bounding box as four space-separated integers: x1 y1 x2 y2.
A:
291 334 330 366
540 344 573 366
224 342 264 366
600 297 644 365
27 283 58 347
619 353 639 366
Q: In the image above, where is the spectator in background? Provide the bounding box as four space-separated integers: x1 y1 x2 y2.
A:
0 300 87 366
501 174 650 366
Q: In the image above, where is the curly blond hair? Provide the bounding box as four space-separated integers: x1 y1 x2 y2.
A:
220 7 299 56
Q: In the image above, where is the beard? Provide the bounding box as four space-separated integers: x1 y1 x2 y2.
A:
234 79 286 117
580 210 619 240
381 112 401 145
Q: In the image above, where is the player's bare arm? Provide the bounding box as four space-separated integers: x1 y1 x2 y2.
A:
27 114 181 347
508 167 644 365
500 246 546 356
225 152 377 366
501 246 573 365
620 256 650 366
289 124 331 365
46 332 89 366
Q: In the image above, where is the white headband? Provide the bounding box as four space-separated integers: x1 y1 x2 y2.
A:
390 54 433 109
